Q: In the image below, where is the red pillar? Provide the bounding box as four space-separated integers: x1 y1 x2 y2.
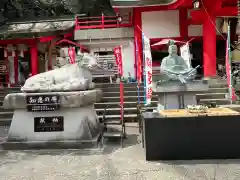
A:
30 44 38 76
203 2 216 77
133 8 143 81
179 8 188 40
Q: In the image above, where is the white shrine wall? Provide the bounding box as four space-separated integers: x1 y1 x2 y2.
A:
141 10 223 38
142 10 180 38
121 40 135 78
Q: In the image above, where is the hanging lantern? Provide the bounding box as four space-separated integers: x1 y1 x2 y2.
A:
19 50 24 57
193 0 200 9
12 49 16 57
4 48 7 58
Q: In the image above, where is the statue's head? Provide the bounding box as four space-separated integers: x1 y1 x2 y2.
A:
168 45 178 56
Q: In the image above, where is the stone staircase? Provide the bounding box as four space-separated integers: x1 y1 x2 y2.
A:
95 83 157 122
197 79 230 105
0 79 231 127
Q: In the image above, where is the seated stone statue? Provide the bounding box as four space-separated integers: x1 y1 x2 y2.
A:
21 52 98 92
160 44 197 83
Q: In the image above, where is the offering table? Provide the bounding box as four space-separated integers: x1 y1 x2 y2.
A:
141 108 240 161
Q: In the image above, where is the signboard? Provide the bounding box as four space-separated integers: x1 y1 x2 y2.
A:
114 46 123 76
26 95 60 112
180 43 191 68
142 34 153 105
34 116 64 132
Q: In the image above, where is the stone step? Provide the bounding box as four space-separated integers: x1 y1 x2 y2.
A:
103 119 122 125
98 114 138 122
103 91 146 97
199 98 230 105
95 83 143 88
0 118 11 126
101 86 144 92
101 95 158 102
208 87 229 93
0 91 20 95
206 78 227 84
208 83 228 88
196 93 227 100
0 111 13 118
103 131 123 138
103 88 228 96
94 101 158 109
96 107 155 116
0 106 13 112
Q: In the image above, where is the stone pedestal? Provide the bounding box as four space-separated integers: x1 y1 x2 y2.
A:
153 81 208 110
2 90 103 150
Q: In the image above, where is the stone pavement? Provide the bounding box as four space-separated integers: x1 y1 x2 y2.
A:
0 126 240 180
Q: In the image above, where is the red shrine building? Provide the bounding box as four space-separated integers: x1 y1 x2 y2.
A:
0 0 237 86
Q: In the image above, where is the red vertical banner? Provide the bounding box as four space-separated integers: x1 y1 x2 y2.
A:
135 38 142 83
68 47 76 64
114 46 123 76
114 46 124 121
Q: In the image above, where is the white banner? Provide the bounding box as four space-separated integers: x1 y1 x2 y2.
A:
180 43 191 68
143 34 153 105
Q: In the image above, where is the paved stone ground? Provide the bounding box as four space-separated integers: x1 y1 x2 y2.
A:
0 126 240 180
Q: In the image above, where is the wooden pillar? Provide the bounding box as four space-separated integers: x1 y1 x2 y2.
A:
203 0 217 77
30 44 38 76
179 8 188 40
133 8 143 81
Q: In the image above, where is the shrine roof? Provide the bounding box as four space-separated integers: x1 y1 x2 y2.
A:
0 18 74 39
112 0 177 7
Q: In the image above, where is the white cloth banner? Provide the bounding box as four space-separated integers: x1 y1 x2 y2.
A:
180 43 191 68
143 35 153 105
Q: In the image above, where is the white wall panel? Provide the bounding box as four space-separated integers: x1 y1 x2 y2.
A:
142 10 180 38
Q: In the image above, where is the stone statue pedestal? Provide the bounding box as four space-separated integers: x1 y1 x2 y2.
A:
153 81 208 110
1 90 103 150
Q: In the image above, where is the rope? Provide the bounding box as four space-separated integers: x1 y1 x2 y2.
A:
200 0 239 50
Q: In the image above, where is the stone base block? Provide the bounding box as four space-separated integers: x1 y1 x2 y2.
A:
1 105 102 150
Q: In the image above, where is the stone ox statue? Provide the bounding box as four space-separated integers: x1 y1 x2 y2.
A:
3 52 103 147
21 52 98 92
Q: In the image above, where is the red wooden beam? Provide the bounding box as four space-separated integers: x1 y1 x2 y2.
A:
179 8 188 39
215 7 237 16
55 38 89 52
0 38 37 45
187 18 202 25
39 36 56 43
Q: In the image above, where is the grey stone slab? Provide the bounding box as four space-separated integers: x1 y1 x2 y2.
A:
154 81 208 93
